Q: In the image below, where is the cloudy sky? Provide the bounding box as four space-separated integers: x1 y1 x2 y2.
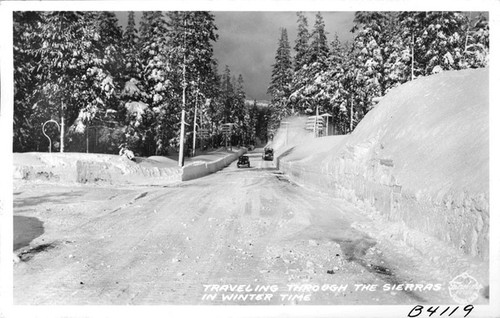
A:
213 12 355 101
118 11 356 101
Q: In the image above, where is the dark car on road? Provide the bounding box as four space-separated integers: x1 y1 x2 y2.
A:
237 155 250 168
262 147 274 161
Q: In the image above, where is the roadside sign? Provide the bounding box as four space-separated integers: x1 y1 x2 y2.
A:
306 115 324 122
221 123 235 133
197 128 209 139
305 116 324 131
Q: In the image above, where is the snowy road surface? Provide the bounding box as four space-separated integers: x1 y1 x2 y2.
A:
14 149 475 305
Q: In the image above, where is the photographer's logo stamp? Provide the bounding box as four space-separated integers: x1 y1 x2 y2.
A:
448 272 482 304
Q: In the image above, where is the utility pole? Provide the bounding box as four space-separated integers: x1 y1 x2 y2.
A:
199 103 203 152
314 104 319 137
350 98 353 132
86 126 89 153
192 86 199 157
60 100 65 152
411 33 415 81
178 18 187 167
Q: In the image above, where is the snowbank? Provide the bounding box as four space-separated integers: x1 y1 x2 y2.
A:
13 149 247 185
182 148 247 181
13 152 182 185
274 68 489 260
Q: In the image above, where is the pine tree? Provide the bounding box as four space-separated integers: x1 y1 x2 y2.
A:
233 74 247 145
293 12 310 71
399 11 425 80
131 11 171 155
309 12 329 65
163 11 220 152
400 12 476 76
318 34 348 132
94 12 123 75
351 11 402 98
13 12 44 151
462 12 489 68
290 12 332 116
68 12 124 153
290 12 312 114
267 28 293 128
16 12 119 152
300 12 331 115
123 11 140 79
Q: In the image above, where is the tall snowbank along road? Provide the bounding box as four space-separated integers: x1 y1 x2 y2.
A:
274 68 489 261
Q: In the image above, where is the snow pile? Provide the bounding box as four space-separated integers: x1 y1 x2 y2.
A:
13 152 182 185
274 68 489 260
182 148 247 181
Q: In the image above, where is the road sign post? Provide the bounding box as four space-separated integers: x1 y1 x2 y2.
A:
220 123 235 151
321 113 332 136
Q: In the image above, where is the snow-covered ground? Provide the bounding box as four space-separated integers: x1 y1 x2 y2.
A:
273 68 489 263
15 150 489 307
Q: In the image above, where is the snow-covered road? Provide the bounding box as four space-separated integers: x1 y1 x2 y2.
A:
13 149 484 305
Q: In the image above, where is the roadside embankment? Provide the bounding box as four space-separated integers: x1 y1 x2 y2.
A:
13 148 246 185
13 152 182 186
182 148 247 181
274 68 489 261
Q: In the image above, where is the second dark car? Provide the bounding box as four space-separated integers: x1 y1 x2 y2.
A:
262 147 274 161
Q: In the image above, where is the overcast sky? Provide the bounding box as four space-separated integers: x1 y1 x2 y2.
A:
117 11 355 101
213 12 355 101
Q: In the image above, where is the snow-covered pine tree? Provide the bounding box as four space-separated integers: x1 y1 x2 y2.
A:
13 11 44 151
414 12 469 75
204 61 224 134
267 28 293 130
309 12 330 66
399 11 488 76
165 11 220 152
342 42 368 133
233 74 247 145
220 65 234 124
246 100 259 145
94 12 123 78
319 34 349 134
399 11 426 80
294 12 311 72
290 12 313 114
123 11 140 80
70 12 124 153
17 11 121 153
351 11 403 98
130 11 171 155
300 12 331 116
462 12 489 69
